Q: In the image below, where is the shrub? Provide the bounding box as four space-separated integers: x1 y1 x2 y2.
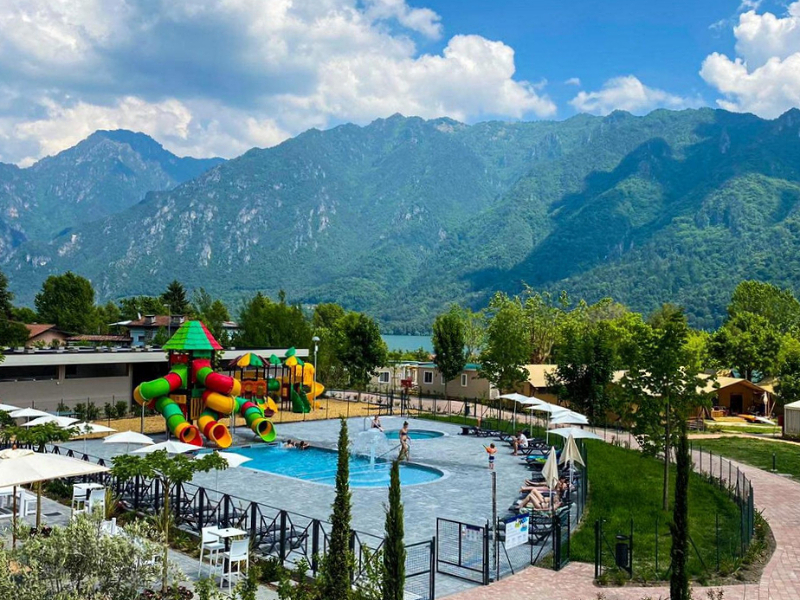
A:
115 400 130 419
86 401 100 421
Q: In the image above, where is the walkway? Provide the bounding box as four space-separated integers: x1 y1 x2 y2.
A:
450 450 800 600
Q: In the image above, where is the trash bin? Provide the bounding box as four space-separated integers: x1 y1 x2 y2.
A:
615 534 630 572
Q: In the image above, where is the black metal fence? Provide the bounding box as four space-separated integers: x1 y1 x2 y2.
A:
435 518 490 584
593 445 756 581
40 444 434 597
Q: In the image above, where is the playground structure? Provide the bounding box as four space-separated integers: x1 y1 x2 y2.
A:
133 321 324 448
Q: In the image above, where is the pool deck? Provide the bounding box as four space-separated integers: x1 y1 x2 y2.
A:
59 416 537 597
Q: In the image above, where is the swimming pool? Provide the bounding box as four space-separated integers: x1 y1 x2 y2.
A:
384 429 444 440
215 445 444 487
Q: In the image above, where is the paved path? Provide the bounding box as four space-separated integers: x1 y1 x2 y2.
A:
449 450 800 600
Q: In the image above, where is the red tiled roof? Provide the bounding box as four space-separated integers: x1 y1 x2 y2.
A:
25 323 57 338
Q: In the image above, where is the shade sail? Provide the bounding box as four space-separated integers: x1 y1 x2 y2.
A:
0 449 109 487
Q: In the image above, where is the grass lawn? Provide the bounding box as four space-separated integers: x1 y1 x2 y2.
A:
571 441 744 582
704 425 781 435
692 437 800 481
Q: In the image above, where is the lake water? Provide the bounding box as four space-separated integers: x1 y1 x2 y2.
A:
382 334 432 352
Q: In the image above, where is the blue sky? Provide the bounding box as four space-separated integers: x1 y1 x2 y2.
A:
0 0 798 164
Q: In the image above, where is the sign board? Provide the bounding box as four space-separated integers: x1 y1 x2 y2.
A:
462 524 482 543
504 514 529 549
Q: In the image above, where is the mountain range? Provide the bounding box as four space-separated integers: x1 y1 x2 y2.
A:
4 108 800 332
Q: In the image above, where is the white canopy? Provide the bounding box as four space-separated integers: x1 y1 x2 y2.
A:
548 427 604 441
132 440 200 455
21 415 79 428
0 448 109 487
9 408 51 419
103 431 154 446
0 403 21 412
549 411 589 426
524 402 566 414
498 393 540 405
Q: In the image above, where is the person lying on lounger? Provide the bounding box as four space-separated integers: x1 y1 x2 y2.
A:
515 488 561 511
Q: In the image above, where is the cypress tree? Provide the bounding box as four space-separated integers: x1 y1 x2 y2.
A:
382 460 405 600
669 422 691 600
319 417 354 599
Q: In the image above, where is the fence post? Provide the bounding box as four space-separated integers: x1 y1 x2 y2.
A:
430 536 436 600
655 514 659 574
483 520 490 585
772 452 777 472
312 520 320 574
249 502 257 541
594 520 601 579
716 512 720 571
279 511 288 563
198 489 205 531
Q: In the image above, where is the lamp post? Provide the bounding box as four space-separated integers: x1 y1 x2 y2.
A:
312 336 321 416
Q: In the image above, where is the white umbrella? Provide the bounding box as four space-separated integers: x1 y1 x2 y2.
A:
499 393 540 432
548 427 604 441
525 403 572 443
541 447 560 514
9 408 51 420
103 431 154 454
132 440 200 455
21 415 79 428
0 448 109 534
0 403 21 412
69 422 117 454
201 451 252 489
558 434 586 485
549 411 589 426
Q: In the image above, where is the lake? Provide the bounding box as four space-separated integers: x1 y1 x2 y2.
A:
382 334 433 353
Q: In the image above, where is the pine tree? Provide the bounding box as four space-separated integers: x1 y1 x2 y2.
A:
382 460 405 600
319 417 354 599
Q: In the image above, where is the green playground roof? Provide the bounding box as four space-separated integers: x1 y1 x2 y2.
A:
163 320 223 351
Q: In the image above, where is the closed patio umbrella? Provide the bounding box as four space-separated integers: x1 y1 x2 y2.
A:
558 434 586 485
0 448 109 537
541 447 560 514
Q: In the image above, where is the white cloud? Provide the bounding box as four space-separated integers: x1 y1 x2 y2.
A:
569 76 695 115
564 77 581 86
0 0 552 164
701 2 800 117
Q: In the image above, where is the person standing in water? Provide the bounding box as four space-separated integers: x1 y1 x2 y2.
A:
398 421 410 461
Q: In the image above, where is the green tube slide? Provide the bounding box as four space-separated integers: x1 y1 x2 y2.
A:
138 363 187 400
290 388 311 413
154 395 198 444
234 397 276 442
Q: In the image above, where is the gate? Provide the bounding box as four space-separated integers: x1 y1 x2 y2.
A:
436 518 490 584
405 538 436 600
553 507 571 570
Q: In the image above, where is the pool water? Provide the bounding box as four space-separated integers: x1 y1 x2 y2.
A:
216 445 444 487
384 429 444 440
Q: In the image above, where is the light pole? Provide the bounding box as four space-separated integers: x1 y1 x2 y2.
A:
312 336 321 416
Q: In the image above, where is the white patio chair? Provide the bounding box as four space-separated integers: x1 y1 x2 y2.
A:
219 538 249 593
71 485 87 516
198 526 224 577
18 489 36 517
88 488 106 516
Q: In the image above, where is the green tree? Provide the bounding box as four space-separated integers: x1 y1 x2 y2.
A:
92 300 122 334
10 306 38 323
337 312 387 402
318 418 354 599
118 296 167 320
728 280 800 334
111 450 227 591
0 269 13 318
312 303 348 389
523 288 568 364
382 460 405 600
34 271 96 333
710 312 781 380
160 280 190 315
549 319 616 424
193 288 231 341
450 305 487 362
479 293 530 393
235 292 312 349
432 309 467 401
0 318 28 347
778 340 800 407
